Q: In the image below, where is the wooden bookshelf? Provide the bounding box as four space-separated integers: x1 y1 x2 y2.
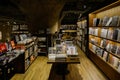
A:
88 1 120 80
15 40 38 73
77 17 88 55
60 24 77 38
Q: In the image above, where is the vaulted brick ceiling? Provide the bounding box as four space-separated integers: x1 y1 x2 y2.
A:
0 0 117 32
9 0 66 32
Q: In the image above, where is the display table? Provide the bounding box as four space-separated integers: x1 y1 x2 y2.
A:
47 56 80 80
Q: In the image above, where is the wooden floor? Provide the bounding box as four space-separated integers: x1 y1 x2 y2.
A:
11 47 108 80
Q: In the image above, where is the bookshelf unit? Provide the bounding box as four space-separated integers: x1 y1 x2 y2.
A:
10 22 38 73
15 38 38 73
12 24 29 34
88 1 120 80
77 17 88 54
34 29 48 56
60 25 77 38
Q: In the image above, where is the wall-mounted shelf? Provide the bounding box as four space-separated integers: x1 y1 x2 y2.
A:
88 1 120 80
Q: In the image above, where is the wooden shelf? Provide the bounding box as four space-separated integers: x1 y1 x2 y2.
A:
62 30 77 32
88 1 120 80
89 49 120 80
77 18 88 55
89 42 120 59
89 34 120 44
90 26 120 28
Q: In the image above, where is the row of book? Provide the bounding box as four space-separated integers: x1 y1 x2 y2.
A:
93 16 120 26
90 38 120 57
60 25 77 30
89 28 120 41
12 24 28 31
77 20 87 28
90 44 120 73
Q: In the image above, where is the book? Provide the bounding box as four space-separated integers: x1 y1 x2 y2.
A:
110 16 120 26
90 38 97 44
107 29 113 39
106 43 112 51
116 46 120 56
111 44 117 54
112 56 119 68
117 61 120 73
92 45 97 53
106 17 113 26
100 39 108 48
117 29 120 41
101 28 108 38
67 46 78 55
96 47 103 57
89 28 93 34
10 40 16 49
93 18 100 26
102 16 109 26
117 16 120 26
94 28 98 36
15 35 20 43
108 54 119 68
112 29 119 40
102 51 108 61
56 45 62 54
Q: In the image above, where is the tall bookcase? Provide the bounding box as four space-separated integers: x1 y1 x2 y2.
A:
77 17 88 54
88 1 120 80
15 39 38 73
33 29 48 56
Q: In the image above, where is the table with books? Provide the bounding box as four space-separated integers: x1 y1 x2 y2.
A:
47 41 80 80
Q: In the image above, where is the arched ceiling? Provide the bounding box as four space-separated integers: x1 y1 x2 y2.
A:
0 0 118 31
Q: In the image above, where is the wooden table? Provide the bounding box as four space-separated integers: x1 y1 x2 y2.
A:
47 56 80 80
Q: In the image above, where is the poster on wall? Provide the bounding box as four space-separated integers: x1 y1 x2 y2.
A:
0 31 2 40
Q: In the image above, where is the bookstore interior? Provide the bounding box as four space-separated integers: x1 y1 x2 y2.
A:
0 0 120 80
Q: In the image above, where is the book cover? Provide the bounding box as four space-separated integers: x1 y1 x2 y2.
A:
112 56 119 68
117 61 120 73
116 46 120 56
107 29 113 39
92 45 97 53
96 47 103 57
111 44 117 54
108 54 113 64
94 28 98 36
117 16 120 26
10 40 16 49
67 46 77 55
102 16 109 26
101 28 108 38
102 51 108 61
112 29 119 40
117 29 120 42
106 17 113 26
106 43 112 51
100 39 108 48
110 16 120 26
89 28 94 34
93 18 100 26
